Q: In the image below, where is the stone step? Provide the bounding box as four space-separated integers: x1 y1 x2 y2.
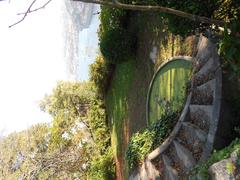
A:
191 79 216 105
182 122 207 143
193 57 218 87
189 105 213 132
177 122 208 161
140 160 160 180
162 155 178 180
173 140 196 170
194 36 218 70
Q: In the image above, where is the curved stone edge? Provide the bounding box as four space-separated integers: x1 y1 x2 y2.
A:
145 56 193 160
146 56 193 126
147 92 192 160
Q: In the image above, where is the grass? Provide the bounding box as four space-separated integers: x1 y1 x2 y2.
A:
148 59 191 124
106 59 135 178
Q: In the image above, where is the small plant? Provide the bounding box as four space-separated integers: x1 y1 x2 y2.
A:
88 147 115 180
126 111 179 170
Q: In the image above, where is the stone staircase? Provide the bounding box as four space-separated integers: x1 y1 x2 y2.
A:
129 35 222 180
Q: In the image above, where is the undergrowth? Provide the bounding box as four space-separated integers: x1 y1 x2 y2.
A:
125 110 179 170
189 138 240 179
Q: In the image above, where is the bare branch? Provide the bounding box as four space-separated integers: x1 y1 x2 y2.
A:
17 0 52 15
9 0 37 28
9 0 53 28
72 0 226 26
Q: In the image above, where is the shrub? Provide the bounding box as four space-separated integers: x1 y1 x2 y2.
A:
89 56 113 98
86 96 115 179
100 28 135 64
126 111 179 170
99 6 127 34
126 130 155 170
88 147 115 180
219 18 240 78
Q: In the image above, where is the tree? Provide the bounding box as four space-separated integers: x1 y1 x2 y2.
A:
39 81 95 149
9 0 230 28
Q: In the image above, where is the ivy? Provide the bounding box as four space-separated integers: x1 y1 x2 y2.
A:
125 111 179 170
219 18 240 78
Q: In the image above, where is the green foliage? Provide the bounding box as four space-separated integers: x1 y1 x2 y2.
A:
89 147 115 180
106 60 135 157
99 6 127 34
40 81 95 117
0 82 115 179
219 18 240 78
39 81 95 149
214 0 240 21
89 56 113 98
125 129 154 169
100 28 135 64
124 0 239 36
0 124 50 179
87 98 111 153
126 111 178 170
99 3 136 64
190 138 240 179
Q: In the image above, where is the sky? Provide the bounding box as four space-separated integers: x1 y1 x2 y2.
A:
77 8 100 81
0 0 99 136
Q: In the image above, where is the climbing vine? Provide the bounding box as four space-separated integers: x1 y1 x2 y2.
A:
125 110 179 170
219 18 240 78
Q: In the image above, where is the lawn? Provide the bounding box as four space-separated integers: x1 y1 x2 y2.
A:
106 59 135 179
147 59 192 124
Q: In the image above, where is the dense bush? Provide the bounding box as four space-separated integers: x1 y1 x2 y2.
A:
122 0 239 36
87 97 115 179
100 28 135 64
89 56 113 98
126 111 179 170
99 6 127 34
219 18 240 78
88 147 115 180
99 3 137 64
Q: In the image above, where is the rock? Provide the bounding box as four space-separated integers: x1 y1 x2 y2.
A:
209 151 240 180
209 159 235 180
